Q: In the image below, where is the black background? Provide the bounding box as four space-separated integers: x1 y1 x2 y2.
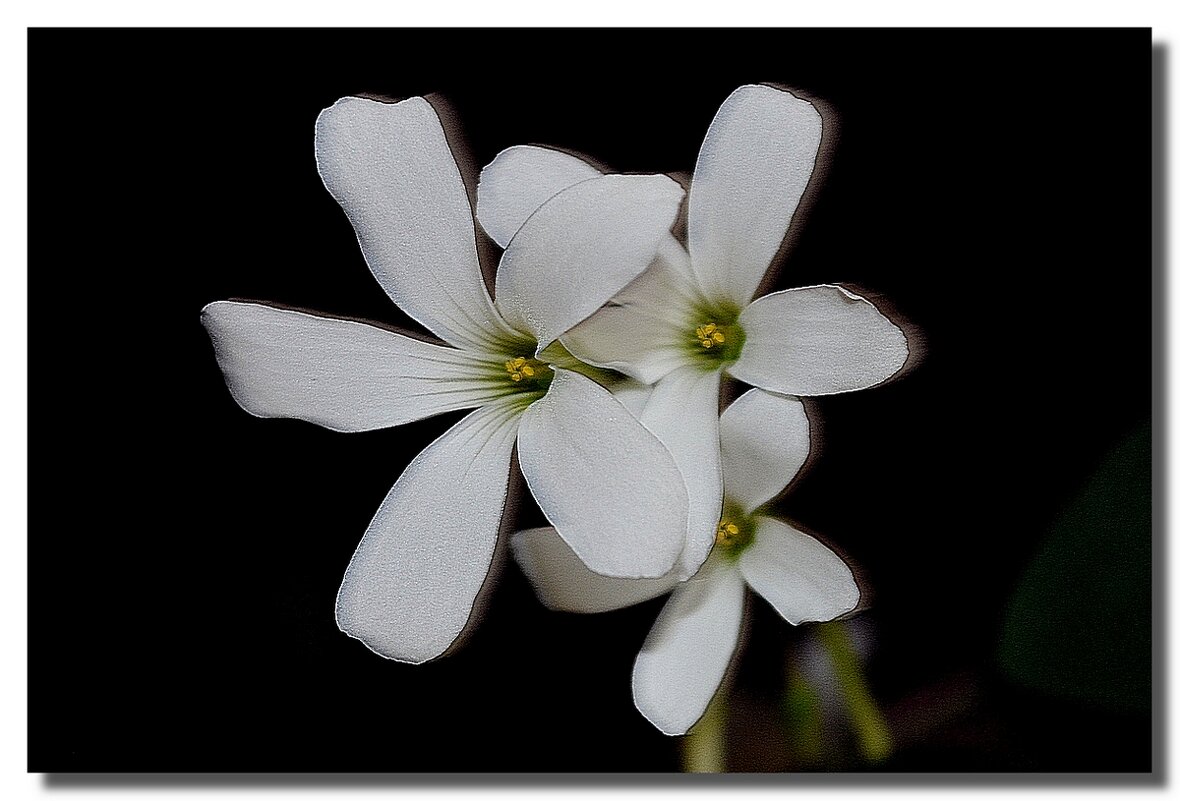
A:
29 29 1153 773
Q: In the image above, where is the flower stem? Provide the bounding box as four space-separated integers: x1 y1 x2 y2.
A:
782 663 824 766
682 693 727 772
816 622 893 764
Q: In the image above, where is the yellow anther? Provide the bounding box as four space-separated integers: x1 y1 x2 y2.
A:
504 354 551 385
505 357 527 382
696 321 727 350
716 519 741 546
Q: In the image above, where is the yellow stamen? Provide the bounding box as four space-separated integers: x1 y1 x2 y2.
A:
504 354 550 384
696 321 727 350
716 520 741 546
505 357 525 382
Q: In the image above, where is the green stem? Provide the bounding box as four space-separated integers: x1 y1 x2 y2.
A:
816 622 893 764
783 663 824 766
537 339 624 388
682 693 727 773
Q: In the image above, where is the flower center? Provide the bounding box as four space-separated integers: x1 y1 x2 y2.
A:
502 355 553 390
695 322 727 349
684 300 745 369
714 504 755 557
716 519 742 546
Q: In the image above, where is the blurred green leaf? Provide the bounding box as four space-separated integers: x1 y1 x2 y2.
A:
998 420 1151 712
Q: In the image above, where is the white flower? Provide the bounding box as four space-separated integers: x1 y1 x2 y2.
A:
201 96 693 664
477 84 909 580
511 388 859 735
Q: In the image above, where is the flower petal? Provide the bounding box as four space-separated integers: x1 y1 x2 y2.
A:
494 174 685 352
559 241 699 385
639 366 723 579
315 96 518 351
476 145 602 248
738 517 859 626
201 301 505 432
730 285 908 395
632 559 746 735
687 84 823 306
511 527 678 614
517 369 688 579
719 388 810 513
610 378 655 419
335 400 521 664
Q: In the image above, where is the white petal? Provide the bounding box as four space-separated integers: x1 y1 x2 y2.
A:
560 243 699 384
738 517 859 626
335 400 521 663
476 145 602 248
201 301 504 433
632 559 746 735
639 366 723 579
511 527 678 614
730 285 908 395
516 369 688 579
653 235 702 286
610 378 655 419
494 174 685 351
315 96 518 351
718 388 810 513
687 85 823 306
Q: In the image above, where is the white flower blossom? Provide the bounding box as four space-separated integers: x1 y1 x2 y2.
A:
202 96 693 664
512 388 859 735
477 84 909 580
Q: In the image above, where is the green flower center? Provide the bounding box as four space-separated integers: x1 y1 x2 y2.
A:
479 333 558 413
684 300 745 369
496 352 554 414
714 502 756 558
486 337 628 414
502 355 553 389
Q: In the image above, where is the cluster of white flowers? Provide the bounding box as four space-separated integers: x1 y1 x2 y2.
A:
203 85 908 736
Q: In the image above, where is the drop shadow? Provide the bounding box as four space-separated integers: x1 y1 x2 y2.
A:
1149 41 1167 784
